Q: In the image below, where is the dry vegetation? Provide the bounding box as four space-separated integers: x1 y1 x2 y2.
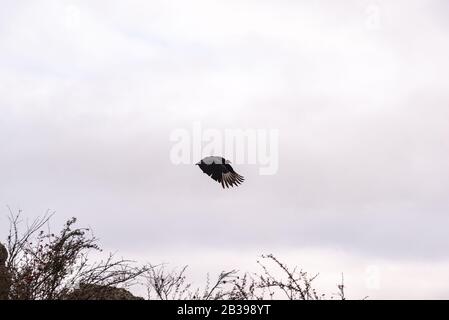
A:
1 211 346 300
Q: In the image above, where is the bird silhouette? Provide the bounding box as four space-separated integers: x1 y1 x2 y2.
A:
196 156 245 188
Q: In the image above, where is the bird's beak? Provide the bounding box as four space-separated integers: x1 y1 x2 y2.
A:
195 161 200 165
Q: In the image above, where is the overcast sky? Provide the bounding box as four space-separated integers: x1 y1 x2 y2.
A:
1 0 449 299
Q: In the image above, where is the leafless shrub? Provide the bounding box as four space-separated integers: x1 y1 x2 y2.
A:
5 210 149 300
145 264 239 300
145 254 347 300
145 265 192 300
255 254 322 300
3 210 348 300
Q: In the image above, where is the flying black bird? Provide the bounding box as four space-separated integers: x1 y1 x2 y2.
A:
196 156 245 188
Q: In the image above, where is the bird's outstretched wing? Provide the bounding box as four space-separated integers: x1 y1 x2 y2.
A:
220 164 244 188
197 162 244 188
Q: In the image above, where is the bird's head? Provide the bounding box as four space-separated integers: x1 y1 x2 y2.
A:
225 159 232 164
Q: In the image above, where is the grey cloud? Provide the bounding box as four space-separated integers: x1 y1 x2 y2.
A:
1 0 449 298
